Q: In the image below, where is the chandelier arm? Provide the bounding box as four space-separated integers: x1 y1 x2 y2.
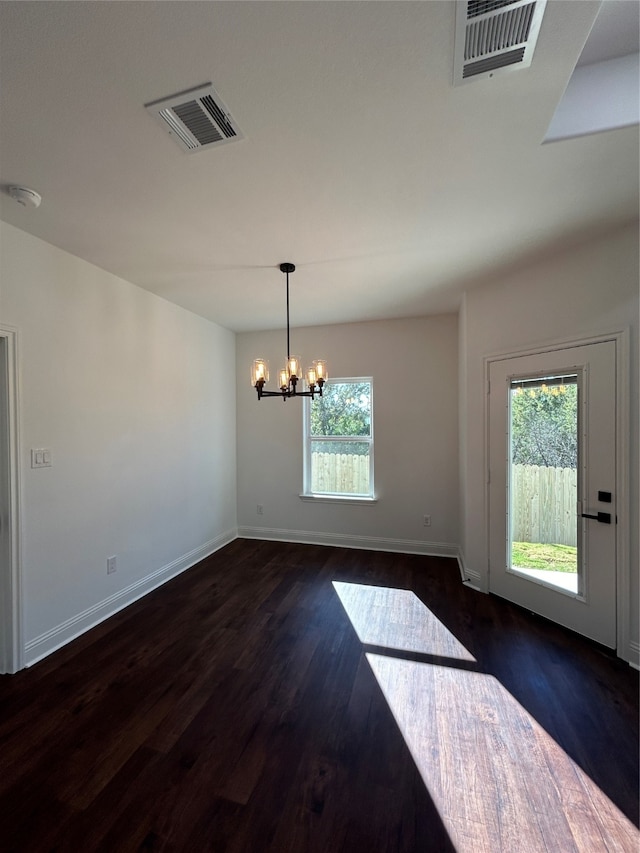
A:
254 387 322 400
257 389 287 400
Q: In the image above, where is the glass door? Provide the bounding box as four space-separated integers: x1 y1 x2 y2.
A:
488 341 617 648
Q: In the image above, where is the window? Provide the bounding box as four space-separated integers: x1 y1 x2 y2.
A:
303 378 374 499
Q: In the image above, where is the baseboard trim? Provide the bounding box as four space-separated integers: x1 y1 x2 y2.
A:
25 530 633 667
627 641 640 670
456 547 483 591
24 528 238 667
237 525 459 559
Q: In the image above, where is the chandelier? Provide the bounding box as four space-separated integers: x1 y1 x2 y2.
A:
251 263 328 401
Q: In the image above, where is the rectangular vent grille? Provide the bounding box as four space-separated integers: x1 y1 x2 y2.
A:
454 0 547 85
145 83 243 154
172 101 224 146
467 0 516 18
463 47 527 78
464 4 534 59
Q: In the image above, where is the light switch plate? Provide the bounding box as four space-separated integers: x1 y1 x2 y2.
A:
31 448 52 468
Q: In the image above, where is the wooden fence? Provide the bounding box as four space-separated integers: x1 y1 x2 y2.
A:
512 464 577 547
311 456 575 545
311 451 369 495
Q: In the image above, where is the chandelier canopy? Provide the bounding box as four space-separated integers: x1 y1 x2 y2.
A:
252 263 328 401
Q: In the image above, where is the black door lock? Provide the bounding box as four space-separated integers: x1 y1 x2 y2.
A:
581 511 611 524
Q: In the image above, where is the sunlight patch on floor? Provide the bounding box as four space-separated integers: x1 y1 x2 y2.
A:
332 581 475 662
333 582 637 852
367 654 636 852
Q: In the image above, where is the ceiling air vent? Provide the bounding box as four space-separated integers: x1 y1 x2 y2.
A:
454 0 547 85
145 83 243 153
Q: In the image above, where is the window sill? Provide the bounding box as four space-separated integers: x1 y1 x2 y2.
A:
299 494 378 506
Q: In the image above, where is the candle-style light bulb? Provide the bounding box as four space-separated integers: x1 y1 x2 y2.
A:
314 360 328 381
287 356 299 379
252 358 268 386
306 366 317 388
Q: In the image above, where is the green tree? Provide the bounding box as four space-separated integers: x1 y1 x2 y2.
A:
311 381 371 455
511 383 577 468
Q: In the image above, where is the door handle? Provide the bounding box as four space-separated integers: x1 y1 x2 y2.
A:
581 511 611 524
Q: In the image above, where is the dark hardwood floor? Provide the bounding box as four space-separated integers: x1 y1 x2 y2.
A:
1 539 637 852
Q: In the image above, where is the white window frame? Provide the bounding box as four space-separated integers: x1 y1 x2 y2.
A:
302 377 375 502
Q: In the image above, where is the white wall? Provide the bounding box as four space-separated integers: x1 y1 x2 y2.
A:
236 315 459 554
4 215 635 668
0 222 237 665
459 221 639 663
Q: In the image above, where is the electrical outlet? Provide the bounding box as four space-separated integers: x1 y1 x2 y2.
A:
423 515 431 527
107 556 117 574
257 504 264 515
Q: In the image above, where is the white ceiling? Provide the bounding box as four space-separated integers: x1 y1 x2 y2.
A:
577 0 639 65
0 1 638 332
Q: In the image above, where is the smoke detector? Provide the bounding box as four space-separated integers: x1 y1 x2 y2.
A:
9 186 42 208
145 83 243 154
454 0 548 85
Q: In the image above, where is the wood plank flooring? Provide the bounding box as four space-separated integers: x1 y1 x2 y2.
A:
0 539 637 852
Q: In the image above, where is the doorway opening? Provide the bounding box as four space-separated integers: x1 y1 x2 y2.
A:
488 337 620 649
0 327 22 674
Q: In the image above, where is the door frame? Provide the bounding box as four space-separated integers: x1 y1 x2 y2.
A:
0 325 24 673
484 329 630 660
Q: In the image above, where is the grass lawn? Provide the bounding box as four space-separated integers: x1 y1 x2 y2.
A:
511 541 577 573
